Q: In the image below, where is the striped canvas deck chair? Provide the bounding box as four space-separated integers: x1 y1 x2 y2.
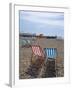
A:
44 48 57 61
31 45 45 65
26 45 45 77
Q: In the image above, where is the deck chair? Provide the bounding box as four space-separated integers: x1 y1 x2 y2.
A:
31 45 45 64
26 45 45 78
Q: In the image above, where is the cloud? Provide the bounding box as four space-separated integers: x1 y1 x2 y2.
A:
20 11 64 27
20 11 64 38
20 11 64 20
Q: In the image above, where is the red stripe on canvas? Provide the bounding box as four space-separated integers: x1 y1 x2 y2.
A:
32 46 44 57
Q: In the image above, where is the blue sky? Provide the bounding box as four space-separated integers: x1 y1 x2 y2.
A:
19 11 64 38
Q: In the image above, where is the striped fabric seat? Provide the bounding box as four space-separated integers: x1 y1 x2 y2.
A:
44 48 57 59
31 45 44 57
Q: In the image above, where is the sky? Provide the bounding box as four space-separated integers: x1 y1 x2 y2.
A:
19 11 64 38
